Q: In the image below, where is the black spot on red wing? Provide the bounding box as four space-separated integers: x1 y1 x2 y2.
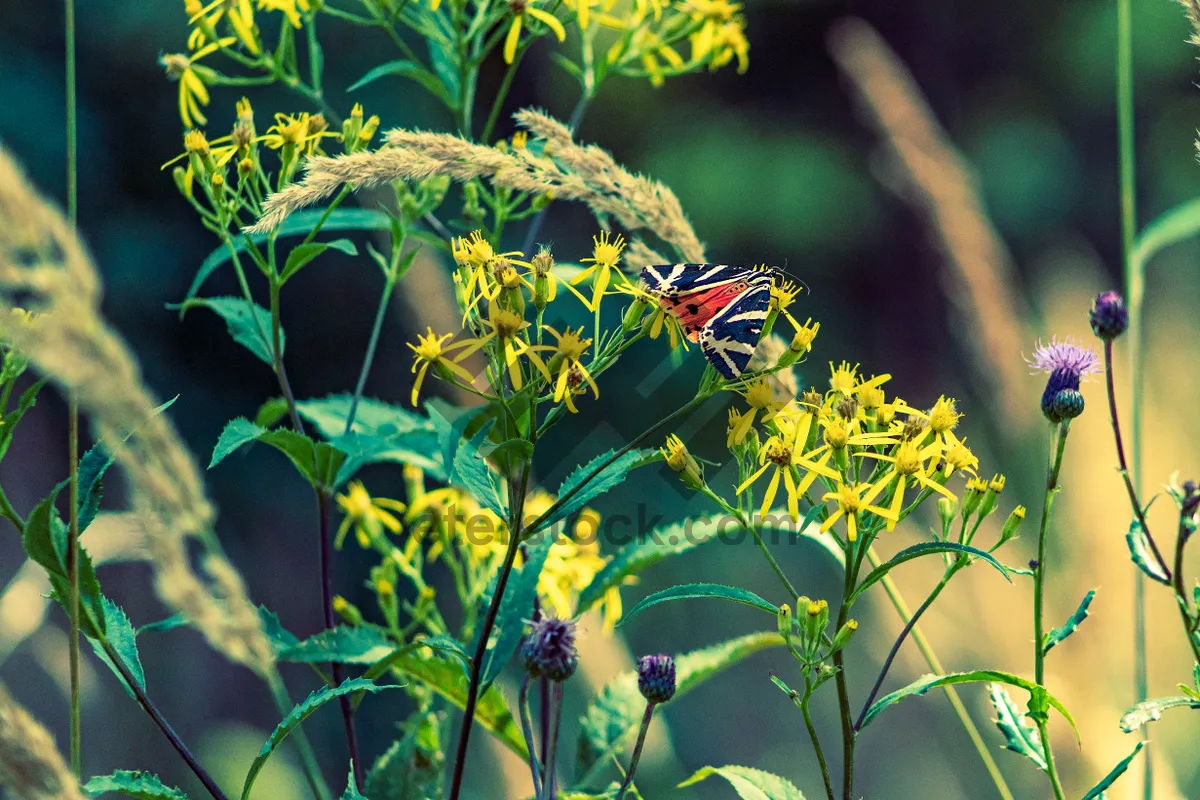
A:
685 304 699 315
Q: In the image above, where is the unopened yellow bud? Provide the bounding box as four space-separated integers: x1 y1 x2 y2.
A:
996 505 1026 549
829 618 858 653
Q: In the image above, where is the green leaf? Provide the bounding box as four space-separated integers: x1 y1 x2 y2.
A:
210 418 265 468
83 769 189 799
258 606 300 651
678 765 806 799
427 38 462 106
242 678 399 800
850 542 1009 602
210 418 327 486
347 59 452 104
254 397 290 428
280 239 358 283
860 671 1078 740
451 424 507 518
988 683 1045 771
538 449 653 532
297 395 444 481
477 530 555 692
137 614 188 635
87 598 145 699
1133 196 1200 268
278 626 396 664
177 297 280 365
619 583 777 628
1042 588 1096 655
1119 695 1200 732
1081 742 1145 800
185 209 394 303
365 711 445 800
22 483 106 638
577 632 784 780
388 651 526 758
1126 520 1171 585
338 770 367 800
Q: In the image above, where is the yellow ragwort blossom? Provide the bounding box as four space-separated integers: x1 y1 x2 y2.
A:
257 0 314 28
407 327 478 406
504 0 567 64
187 0 259 54
820 481 890 543
336 481 407 548
454 305 551 392
161 38 235 128
260 112 338 155
572 232 627 311
858 438 955 530
728 375 788 444
543 326 599 412
736 409 839 521
828 362 889 399
685 0 750 73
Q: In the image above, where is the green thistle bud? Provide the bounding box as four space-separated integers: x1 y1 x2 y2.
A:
1048 389 1085 422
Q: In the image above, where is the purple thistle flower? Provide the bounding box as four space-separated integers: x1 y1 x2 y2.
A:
1026 337 1101 423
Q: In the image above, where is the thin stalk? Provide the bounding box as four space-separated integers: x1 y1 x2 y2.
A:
801 688 836 800
1032 422 1069 800
518 674 543 799
833 538 857 800
64 0 82 775
855 566 957 730
102 639 229 800
344 270 398 435
699 487 799 599
519 95 592 256
615 703 655 800
318 491 363 791
0 487 24 533
480 46 525 145
1117 0 1151 792
870 560 1013 800
542 682 564 800
1173 524 1200 665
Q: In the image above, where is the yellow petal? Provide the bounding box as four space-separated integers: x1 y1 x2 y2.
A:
504 16 522 65
527 7 566 41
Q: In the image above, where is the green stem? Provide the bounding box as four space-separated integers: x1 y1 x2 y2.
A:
1172 522 1200 665
699 486 799 600
615 702 655 800
480 46 525 144
801 686 836 800
1033 422 1069 800
518 674 543 799
0 486 24 533
1116 0 1151 792
834 538 857 800
343 265 399 435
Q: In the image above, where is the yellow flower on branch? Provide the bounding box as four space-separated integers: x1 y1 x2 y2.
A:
257 0 314 28
543 326 599 412
407 327 479 406
729 376 788 444
572 231 627 311
857 438 954 531
335 481 407 548
454 306 552 391
261 112 337 155
736 411 839 521
504 0 567 64
187 0 259 53
161 39 235 128
820 481 890 543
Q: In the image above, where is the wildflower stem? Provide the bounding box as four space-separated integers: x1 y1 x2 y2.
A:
854 564 959 731
518 674 544 799
800 683 836 800
614 702 655 800
64 0 82 776
101 637 229 800
700 487 800 599
0 486 24 533
344 254 401 435
868 557 1014 800
1101 339 1170 575
481 46 526 145
1032 422 1070 800
834 537 858 800
543 681 564 800
1172 522 1200 665
266 673 334 800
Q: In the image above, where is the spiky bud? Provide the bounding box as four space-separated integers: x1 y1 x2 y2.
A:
1089 291 1128 341
637 654 676 704
521 617 579 682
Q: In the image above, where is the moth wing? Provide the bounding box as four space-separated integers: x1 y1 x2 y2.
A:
699 282 772 380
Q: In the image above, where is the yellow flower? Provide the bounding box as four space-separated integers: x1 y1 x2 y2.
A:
407 327 478 406
571 232 627 312
788 318 820 356
335 482 407 548
454 306 552 392
257 0 313 28
452 231 532 315
543 326 599 412
504 0 567 64
820 481 891 543
858 439 954 531
769 277 805 330
685 0 750 73
188 0 259 54
727 407 753 448
261 112 337 153
736 411 839 521
729 376 787 444
941 436 979 477
161 39 235 128
828 362 890 399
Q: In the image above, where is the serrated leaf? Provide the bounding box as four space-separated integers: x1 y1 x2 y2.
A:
860 671 1078 742
1119 695 1200 732
476 529 555 692
678 765 806 799
210 418 326 486
347 59 451 104
137 614 188 635
242 678 399 800
87 598 145 699
577 632 783 781
185 209 393 303
280 238 357 283
278 626 395 664
297 395 443 482
83 769 188 799
258 606 300 651
989 683 1045 771
850 542 1010 602
388 651 526 758
178 297 280 365
451 425 507 518
338 769 367 800
619 583 777 628
365 711 444 800
1082 742 1145 800
1126 520 1171 585
536 449 653 533
1042 589 1096 655
22 482 106 638
210 418 264 468
576 508 837 616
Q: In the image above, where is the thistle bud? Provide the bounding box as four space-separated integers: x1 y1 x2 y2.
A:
829 619 858 653
1090 291 1128 341
1046 389 1085 422
521 617 579 682
637 654 676 704
996 505 1026 549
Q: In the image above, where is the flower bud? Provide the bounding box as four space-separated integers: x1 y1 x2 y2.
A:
172 166 193 199
1048 389 1085 422
332 595 364 626
661 434 704 491
343 103 364 150
937 495 958 528
637 654 676 703
521 617 579 682
996 505 1026 549
1090 291 1128 341
961 477 986 519
829 619 858 653
977 474 1005 519
803 598 828 646
623 297 649 332
777 604 792 647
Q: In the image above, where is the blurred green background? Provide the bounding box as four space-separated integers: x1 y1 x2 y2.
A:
4 0 1200 798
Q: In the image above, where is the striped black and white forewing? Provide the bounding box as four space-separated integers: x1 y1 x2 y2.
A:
699 282 772 379
639 263 760 298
